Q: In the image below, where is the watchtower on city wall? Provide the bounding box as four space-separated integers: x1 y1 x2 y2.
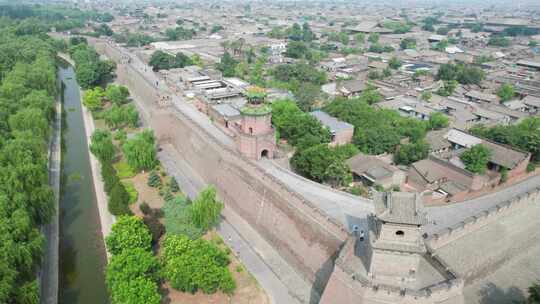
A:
236 87 276 160
320 192 464 304
93 40 348 302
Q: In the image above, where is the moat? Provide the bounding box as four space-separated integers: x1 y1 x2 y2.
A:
58 64 110 304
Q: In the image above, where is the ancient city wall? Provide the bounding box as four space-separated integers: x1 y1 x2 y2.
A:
429 187 540 283
93 41 349 299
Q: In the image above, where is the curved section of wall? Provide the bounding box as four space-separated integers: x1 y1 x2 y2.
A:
93 41 348 297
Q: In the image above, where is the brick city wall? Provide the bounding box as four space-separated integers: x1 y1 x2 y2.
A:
93 41 349 300
428 187 540 283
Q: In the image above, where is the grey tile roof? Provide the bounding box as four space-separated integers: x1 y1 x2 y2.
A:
523 95 540 108
373 192 428 225
310 110 354 133
211 103 240 118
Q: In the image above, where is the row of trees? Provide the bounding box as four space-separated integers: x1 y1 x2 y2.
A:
323 96 429 155
68 39 116 89
436 62 485 85
470 117 540 164
105 216 161 304
90 129 132 215
149 50 193 71
0 18 59 303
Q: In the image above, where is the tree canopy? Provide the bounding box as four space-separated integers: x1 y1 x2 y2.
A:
470 117 540 163
161 235 236 295
497 83 515 103
68 42 115 89
105 216 153 255
122 130 158 172
323 97 428 154
460 144 491 174
0 18 58 303
436 63 485 85
149 50 193 71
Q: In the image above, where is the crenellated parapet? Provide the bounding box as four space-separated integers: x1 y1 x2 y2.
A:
427 187 540 249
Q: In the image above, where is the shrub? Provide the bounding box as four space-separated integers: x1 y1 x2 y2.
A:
140 202 152 215
108 182 132 216
143 216 165 245
114 161 136 179
527 163 536 173
169 177 180 193
106 216 153 255
90 129 116 163
163 196 203 239
102 162 120 194
163 190 174 202
122 181 139 204
147 171 162 188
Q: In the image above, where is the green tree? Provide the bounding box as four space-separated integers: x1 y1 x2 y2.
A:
388 57 402 70
104 104 139 129
163 196 203 239
106 248 160 289
488 36 511 47
355 33 365 44
8 108 49 139
294 83 321 112
284 41 309 59
437 80 458 97
161 235 235 294
109 277 161 304
189 186 223 231
291 144 337 182
288 23 303 41
108 182 132 216
436 27 450 35
101 162 120 194
215 52 238 77
271 99 330 148
324 160 352 187
460 144 491 174
354 126 401 154
368 33 379 43
105 84 130 105
497 83 515 102
428 112 449 130
106 216 152 255
400 37 417 49
122 130 157 172
432 39 449 52
89 129 116 163
421 91 432 102
301 22 315 42
527 283 540 304
394 141 429 165
82 87 105 111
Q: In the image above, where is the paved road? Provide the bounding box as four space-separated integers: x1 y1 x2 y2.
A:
260 159 373 232
40 99 62 304
159 145 305 304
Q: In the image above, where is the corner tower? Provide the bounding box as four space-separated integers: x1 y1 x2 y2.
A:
237 87 276 160
369 192 428 285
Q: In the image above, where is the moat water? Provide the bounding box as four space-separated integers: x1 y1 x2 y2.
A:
58 65 110 304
